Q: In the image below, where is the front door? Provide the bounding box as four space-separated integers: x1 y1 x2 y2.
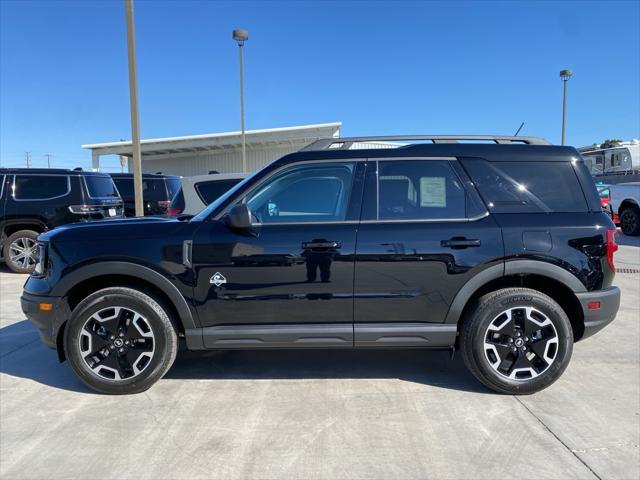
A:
353 158 503 347
192 161 363 348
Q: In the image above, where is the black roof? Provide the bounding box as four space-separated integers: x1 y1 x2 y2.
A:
280 143 582 165
0 167 111 175
109 173 180 179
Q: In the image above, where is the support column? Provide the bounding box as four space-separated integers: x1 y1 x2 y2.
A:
91 152 100 171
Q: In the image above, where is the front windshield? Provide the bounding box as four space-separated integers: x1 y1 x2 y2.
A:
192 173 256 221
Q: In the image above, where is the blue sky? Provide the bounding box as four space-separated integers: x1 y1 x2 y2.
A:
1 0 639 171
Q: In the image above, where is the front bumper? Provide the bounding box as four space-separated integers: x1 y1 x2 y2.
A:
21 292 70 350
576 286 621 340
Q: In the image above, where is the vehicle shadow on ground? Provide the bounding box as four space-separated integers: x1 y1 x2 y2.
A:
0 320 490 395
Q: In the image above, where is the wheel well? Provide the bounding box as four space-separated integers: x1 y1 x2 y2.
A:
457 274 584 342
619 200 639 214
3 223 44 238
61 274 185 347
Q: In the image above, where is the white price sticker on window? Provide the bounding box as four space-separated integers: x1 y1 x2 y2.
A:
420 177 446 207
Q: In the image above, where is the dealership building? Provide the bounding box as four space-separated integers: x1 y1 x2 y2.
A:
82 122 341 177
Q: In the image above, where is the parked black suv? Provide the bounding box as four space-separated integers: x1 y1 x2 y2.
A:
110 173 181 217
21 136 621 395
1 168 123 273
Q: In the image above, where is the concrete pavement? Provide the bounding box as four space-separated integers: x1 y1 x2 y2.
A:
1 246 638 479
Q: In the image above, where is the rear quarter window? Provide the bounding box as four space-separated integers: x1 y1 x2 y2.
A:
165 177 181 198
84 175 120 198
461 159 588 213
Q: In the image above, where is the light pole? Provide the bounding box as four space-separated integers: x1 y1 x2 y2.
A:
125 0 144 217
233 28 249 172
560 69 572 145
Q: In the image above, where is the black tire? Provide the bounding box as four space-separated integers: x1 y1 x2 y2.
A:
460 288 573 395
3 229 39 274
619 205 640 236
64 287 178 395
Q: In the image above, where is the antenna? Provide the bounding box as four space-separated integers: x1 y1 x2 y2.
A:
514 122 525 136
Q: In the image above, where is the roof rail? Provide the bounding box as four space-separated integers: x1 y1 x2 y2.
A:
301 135 551 151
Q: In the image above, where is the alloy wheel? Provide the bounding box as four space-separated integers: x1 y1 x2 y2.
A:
9 237 38 269
78 306 155 381
483 306 558 380
621 210 637 235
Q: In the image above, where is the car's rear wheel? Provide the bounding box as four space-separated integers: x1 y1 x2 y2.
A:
460 288 573 395
3 230 39 273
619 205 640 236
64 287 177 394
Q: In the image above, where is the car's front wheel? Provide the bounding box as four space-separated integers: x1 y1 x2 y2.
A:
460 288 573 395
3 229 39 274
64 287 178 394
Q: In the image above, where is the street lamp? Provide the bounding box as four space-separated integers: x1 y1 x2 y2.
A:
560 69 572 146
233 28 249 172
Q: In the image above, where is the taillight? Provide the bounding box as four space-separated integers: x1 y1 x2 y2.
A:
69 205 103 214
167 207 182 215
158 200 171 209
606 228 618 272
600 197 609 209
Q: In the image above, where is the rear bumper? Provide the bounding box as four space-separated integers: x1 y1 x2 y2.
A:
20 292 70 350
576 286 620 340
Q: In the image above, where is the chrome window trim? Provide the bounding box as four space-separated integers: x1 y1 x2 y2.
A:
251 220 361 227
0 175 5 199
11 174 71 201
360 212 489 224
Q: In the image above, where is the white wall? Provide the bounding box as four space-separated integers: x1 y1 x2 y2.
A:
138 142 309 176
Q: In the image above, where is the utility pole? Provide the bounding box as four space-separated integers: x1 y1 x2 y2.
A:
125 0 144 217
25 151 31 168
44 153 53 168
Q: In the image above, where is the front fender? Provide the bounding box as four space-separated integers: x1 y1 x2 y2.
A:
50 261 199 331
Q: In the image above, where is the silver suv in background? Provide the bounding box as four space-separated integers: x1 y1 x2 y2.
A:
168 172 246 216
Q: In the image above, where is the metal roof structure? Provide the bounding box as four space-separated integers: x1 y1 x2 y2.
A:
82 122 342 158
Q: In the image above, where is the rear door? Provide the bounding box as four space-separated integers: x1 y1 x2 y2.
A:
353 157 503 347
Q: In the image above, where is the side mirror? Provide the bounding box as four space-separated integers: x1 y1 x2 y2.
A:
226 203 252 229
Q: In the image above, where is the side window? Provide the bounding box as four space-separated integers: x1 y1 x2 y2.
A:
461 159 588 213
13 175 69 200
195 179 242 205
246 163 355 223
376 160 466 220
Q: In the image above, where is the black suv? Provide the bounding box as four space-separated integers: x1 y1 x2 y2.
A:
1 168 123 273
21 136 621 395
110 173 181 217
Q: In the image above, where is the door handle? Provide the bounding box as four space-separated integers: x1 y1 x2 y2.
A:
302 240 342 249
441 238 481 249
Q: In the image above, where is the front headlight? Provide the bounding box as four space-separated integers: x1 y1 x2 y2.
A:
33 242 48 276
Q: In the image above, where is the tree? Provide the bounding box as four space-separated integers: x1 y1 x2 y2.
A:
601 139 623 148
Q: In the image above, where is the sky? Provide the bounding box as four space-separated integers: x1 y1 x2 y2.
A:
1 0 639 171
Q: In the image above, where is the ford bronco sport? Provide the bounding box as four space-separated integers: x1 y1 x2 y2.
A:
21 136 620 395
